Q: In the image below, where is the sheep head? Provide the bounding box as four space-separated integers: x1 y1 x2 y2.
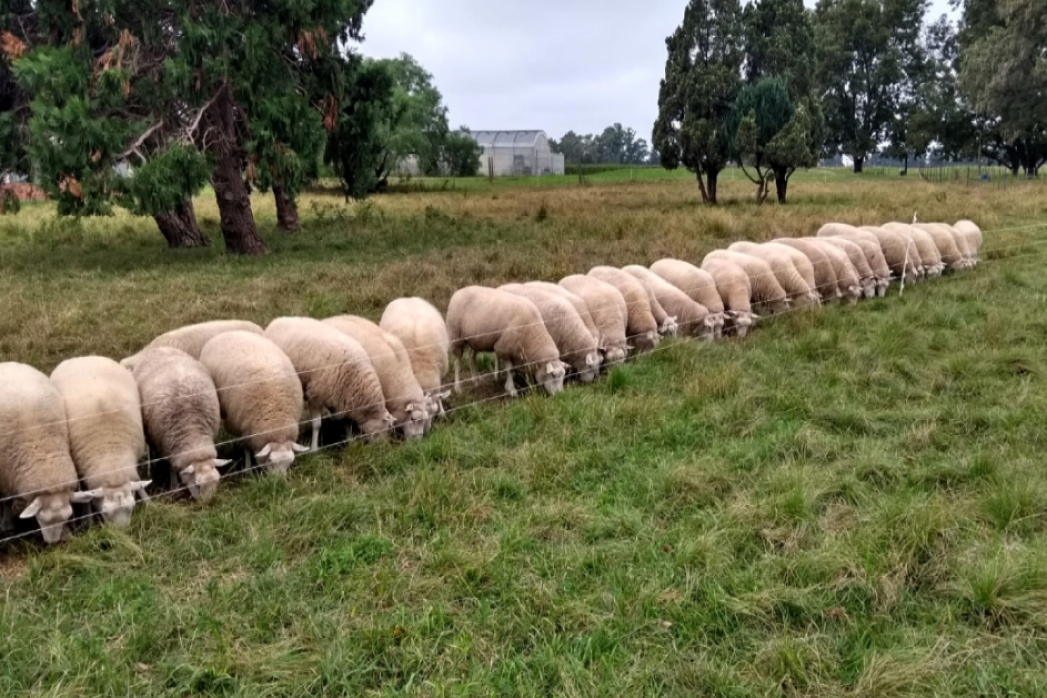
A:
21 490 97 544
93 480 151 527
181 459 229 502
257 442 307 476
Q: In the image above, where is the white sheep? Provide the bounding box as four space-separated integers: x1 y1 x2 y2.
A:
523 281 603 349
884 223 944 277
265 318 395 449
588 266 662 349
649 259 727 338
50 357 150 527
702 250 791 315
698 257 757 338
817 225 892 295
769 239 843 302
953 220 983 263
729 241 823 304
199 331 306 475
500 284 601 382
0 363 101 544
124 320 265 369
859 226 922 283
942 222 975 267
812 239 864 303
323 316 431 439
559 275 629 363
622 265 716 340
818 237 877 298
913 223 966 272
125 347 230 502
446 286 567 397
380 298 452 418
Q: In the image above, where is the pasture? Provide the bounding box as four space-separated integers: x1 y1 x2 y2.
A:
2 172 1047 696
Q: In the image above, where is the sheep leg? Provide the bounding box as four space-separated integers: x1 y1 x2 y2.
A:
0 501 13 533
309 406 323 451
494 355 500 377
503 358 518 398
244 447 253 473
467 349 480 383
454 355 462 394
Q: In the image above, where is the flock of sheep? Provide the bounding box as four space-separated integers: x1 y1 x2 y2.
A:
0 220 983 546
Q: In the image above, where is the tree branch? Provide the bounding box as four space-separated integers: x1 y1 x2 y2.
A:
120 120 165 161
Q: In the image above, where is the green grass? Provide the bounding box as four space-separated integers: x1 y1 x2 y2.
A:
2 173 1047 696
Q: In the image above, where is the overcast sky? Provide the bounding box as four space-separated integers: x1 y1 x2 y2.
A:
361 0 957 142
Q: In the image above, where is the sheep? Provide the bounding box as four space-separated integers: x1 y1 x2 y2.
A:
649 259 727 338
818 237 877 298
814 239 864 303
953 220 983 263
729 241 822 304
125 347 230 502
199 331 306 475
323 316 432 440
500 284 601 382
588 266 662 349
265 318 395 449
0 363 101 544
913 223 966 272
883 223 944 277
621 265 716 340
702 250 791 315
770 238 842 301
446 286 567 398
941 222 975 267
50 357 150 527
522 281 603 349
559 275 629 363
817 225 892 295
380 297 452 418
858 226 922 283
633 277 679 338
124 320 264 369
698 257 757 338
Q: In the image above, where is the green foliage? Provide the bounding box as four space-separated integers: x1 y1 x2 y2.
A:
374 54 451 178
550 126 652 165
654 0 745 203
440 127 482 178
115 145 210 217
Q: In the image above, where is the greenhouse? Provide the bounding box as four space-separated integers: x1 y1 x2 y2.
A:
469 130 566 177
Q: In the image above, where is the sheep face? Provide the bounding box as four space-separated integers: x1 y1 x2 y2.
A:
94 482 148 527
536 361 568 396
876 278 890 297
634 331 660 351
576 352 602 384
181 459 227 502
660 316 679 337
20 491 87 544
765 297 790 315
603 345 627 365
399 404 430 440
360 411 396 443
861 278 877 298
699 315 718 342
257 442 307 476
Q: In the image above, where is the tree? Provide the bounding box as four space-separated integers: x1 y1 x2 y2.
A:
0 1 34 193
654 0 745 204
814 0 927 173
374 54 451 181
440 127 482 177
722 77 817 203
958 0 1046 176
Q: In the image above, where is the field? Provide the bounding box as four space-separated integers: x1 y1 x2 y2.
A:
1 170 1047 696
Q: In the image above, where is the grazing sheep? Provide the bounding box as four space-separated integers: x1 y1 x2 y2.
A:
0 363 100 544
702 250 791 315
699 257 756 337
50 357 150 527
500 284 601 382
323 316 431 440
380 298 452 417
859 226 922 283
588 266 662 350
125 347 230 502
913 223 966 272
953 220 983 263
559 275 629 363
265 318 394 449
446 286 567 398
942 222 975 267
884 223 944 277
818 237 877 298
771 238 842 301
815 239 864 303
622 265 716 340
650 259 727 338
124 320 265 369
199 331 306 475
817 225 892 295
523 282 603 349
729 241 822 304
632 277 678 337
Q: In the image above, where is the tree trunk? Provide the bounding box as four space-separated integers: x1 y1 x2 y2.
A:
901 154 908 176
774 175 788 204
208 84 267 255
153 198 210 248
273 183 300 232
696 171 710 204
853 156 865 174
707 170 718 205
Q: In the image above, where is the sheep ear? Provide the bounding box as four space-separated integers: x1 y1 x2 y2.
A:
71 489 103 503
184 465 196 475
437 390 451 400
546 362 557 374
132 480 152 491
384 413 396 425
291 443 308 453
20 497 43 519
704 316 716 327
586 354 597 367
256 444 273 459
214 459 233 468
